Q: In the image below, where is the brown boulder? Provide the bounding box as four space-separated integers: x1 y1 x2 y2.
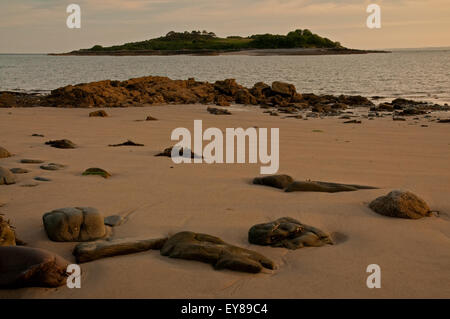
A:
271 81 297 97
369 190 432 219
0 146 11 158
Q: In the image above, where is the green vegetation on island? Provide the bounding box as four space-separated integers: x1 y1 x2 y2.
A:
77 29 343 53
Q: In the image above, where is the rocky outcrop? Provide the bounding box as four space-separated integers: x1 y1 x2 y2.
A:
248 217 333 249
369 190 432 219
0 246 69 288
43 207 107 242
160 231 275 273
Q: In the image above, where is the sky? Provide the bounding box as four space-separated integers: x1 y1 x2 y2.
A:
0 0 449 53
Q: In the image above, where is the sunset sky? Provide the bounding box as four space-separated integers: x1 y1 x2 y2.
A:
0 0 449 53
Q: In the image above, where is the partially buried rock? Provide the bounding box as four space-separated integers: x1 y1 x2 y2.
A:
207 107 232 115
104 215 123 227
146 116 158 121
438 119 450 123
0 246 69 288
73 237 167 263
0 167 16 185
155 146 200 159
160 231 275 274
285 180 377 193
40 163 65 171
248 217 333 249
43 207 106 242
253 175 294 189
369 190 432 219
10 168 29 174
89 110 108 117
45 139 77 149
343 120 362 124
108 140 144 147
21 159 44 164
0 146 12 158
34 177 51 182
82 168 111 179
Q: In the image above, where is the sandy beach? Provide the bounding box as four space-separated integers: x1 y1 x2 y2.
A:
0 104 449 298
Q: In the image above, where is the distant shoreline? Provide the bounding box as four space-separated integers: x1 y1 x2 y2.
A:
49 48 390 57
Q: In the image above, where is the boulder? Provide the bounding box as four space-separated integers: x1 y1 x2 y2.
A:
253 175 294 189
43 207 106 242
369 190 432 219
214 79 242 96
145 115 158 121
0 246 69 288
0 146 11 158
0 167 16 185
249 217 333 249
45 139 77 149
160 231 275 273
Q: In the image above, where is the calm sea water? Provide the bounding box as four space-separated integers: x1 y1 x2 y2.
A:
1 48 449 103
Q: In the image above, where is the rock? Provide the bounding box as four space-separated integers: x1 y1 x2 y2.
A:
235 89 257 105
45 139 77 149
369 190 432 219
43 207 107 242
207 106 231 115
10 168 30 174
248 217 333 249
160 231 275 274
82 168 111 179
32 134 45 137
438 119 450 123
108 140 144 147
271 81 296 97
155 146 200 159
0 215 17 246
376 103 394 112
285 181 377 193
146 116 158 121
73 237 168 263
393 117 406 121
89 110 108 117
253 175 294 189
343 120 362 124
34 177 51 182
21 159 44 164
104 215 124 227
40 163 66 171
214 79 242 96
0 167 16 185
214 95 230 106
0 146 12 158
0 246 69 288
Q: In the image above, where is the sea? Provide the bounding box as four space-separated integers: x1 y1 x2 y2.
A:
0 48 449 104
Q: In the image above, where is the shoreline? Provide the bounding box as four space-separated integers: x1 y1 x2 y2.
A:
49 48 390 57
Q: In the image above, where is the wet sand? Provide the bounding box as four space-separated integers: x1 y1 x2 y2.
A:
0 105 449 298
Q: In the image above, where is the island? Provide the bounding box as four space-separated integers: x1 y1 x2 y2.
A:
50 29 389 56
